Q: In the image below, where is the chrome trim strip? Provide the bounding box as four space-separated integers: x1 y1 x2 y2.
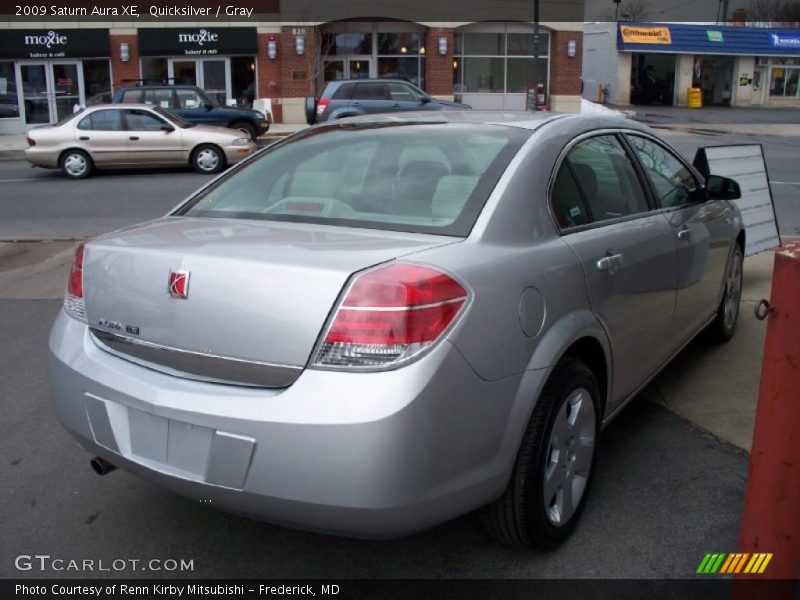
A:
90 328 302 388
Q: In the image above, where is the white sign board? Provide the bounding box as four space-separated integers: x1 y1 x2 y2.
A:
699 145 780 256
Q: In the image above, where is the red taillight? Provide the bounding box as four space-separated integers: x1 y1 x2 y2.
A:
316 98 330 116
67 243 85 298
64 243 87 323
313 264 469 369
27 137 36 147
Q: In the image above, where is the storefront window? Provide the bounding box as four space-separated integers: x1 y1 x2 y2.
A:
83 60 111 103
141 57 168 84
377 32 422 55
231 56 256 107
463 57 504 93
322 33 372 56
0 61 19 119
454 30 551 94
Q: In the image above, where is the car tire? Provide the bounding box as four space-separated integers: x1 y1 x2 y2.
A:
480 358 600 550
192 144 225 175
708 242 744 344
60 149 93 179
231 121 258 141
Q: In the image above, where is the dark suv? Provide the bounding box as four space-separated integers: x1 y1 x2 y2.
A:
306 79 470 124
112 85 269 140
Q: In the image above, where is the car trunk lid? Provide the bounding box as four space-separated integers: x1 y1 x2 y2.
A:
82 217 457 387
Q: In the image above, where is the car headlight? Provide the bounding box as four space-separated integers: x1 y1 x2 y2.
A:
231 137 250 146
254 111 266 120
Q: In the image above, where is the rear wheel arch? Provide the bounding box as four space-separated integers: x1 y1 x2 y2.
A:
561 337 609 419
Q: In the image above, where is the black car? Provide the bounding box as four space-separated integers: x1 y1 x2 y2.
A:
112 85 269 140
306 79 470 124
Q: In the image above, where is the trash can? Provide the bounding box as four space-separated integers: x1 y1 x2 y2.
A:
688 88 703 108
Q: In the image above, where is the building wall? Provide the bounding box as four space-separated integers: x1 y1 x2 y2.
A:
109 32 139 88
675 54 694 106
615 52 632 105
425 28 454 98
582 22 617 104
550 31 583 98
732 56 758 106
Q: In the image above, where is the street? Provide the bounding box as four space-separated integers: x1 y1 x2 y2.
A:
1 131 798 241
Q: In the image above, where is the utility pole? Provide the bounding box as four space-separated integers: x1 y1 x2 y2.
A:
614 0 622 21
531 0 541 110
720 0 729 22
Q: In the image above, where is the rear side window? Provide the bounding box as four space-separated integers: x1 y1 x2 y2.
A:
121 89 142 103
78 109 123 131
552 135 649 229
331 84 353 100
176 88 205 108
178 123 529 236
626 135 698 209
352 82 390 100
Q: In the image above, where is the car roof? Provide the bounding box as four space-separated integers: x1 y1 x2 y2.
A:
315 110 653 133
326 79 418 85
86 103 167 110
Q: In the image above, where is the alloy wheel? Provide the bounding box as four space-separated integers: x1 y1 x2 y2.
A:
543 387 596 526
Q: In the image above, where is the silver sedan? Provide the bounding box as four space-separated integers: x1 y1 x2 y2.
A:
25 103 256 178
48 112 745 549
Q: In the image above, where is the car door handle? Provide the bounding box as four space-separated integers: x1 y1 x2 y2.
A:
78 136 90 141
351 102 361 106
677 225 691 241
596 252 624 274
129 136 140 141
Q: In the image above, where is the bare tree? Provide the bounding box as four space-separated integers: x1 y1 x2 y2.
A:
602 0 651 21
746 0 800 26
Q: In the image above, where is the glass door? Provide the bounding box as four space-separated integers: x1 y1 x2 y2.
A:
323 59 345 83
21 64 50 124
170 60 197 85
20 61 84 125
50 62 82 122
347 58 372 79
169 58 231 105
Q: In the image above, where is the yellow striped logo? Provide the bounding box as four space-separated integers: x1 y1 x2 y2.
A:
697 552 773 574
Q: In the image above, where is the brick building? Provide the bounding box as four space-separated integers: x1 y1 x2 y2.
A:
0 16 583 133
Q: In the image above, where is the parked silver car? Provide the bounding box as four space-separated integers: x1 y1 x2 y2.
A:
25 104 257 179
49 112 744 549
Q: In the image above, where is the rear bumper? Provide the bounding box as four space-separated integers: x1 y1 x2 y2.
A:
222 142 257 164
49 309 532 538
24 147 58 168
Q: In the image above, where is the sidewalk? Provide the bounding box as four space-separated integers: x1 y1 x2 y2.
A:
624 104 800 136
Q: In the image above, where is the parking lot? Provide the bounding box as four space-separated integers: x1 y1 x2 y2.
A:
0 125 795 579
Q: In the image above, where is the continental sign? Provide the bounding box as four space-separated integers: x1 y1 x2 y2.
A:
620 25 672 45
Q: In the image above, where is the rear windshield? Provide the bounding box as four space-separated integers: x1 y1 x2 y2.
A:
177 122 529 236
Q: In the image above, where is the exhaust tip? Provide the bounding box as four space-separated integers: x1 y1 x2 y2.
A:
90 456 117 476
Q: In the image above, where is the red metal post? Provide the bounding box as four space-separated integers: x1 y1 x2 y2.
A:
737 242 800 580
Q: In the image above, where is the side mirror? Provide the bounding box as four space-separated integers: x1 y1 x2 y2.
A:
706 175 741 200
420 96 432 104
160 124 175 133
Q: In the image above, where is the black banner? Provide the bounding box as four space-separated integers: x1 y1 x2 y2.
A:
0 29 109 59
138 27 258 56
2 579 799 600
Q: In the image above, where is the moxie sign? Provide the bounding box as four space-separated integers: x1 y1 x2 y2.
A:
0 29 109 59
138 27 258 56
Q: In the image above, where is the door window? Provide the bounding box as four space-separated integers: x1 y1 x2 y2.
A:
124 109 167 131
78 109 123 131
551 135 649 229
388 82 423 102
626 135 698 208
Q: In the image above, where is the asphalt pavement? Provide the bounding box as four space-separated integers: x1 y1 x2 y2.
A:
0 299 747 579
